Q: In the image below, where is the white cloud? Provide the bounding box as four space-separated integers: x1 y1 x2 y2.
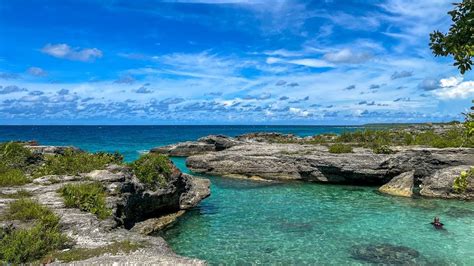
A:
435 76 474 99
288 58 334 68
41 43 103 62
27 67 47 77
323 49 372 64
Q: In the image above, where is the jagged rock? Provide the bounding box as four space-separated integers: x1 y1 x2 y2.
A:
152 135 240 156
186 143 474 186
379 171 415 197
420 165 473 200
0 145 210 264
180 174 211 209
236 132 299 143
130 210 186 235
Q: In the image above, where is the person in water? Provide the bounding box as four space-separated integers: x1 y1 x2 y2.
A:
431 217 444 229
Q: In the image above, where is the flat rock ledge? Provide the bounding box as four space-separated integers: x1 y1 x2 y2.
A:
0 146 210 265
153 133 474 200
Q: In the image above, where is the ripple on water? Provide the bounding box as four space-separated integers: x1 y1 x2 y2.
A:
164 162 474 265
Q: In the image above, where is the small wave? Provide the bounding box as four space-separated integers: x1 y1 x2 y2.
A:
137 150 149 155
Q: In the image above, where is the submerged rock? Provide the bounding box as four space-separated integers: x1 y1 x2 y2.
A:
350 244 420 264
379 171 415 197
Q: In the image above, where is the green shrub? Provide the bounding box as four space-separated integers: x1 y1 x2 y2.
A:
130 153 172 188
372 144 395 154
0 163 30 187
59 182 111 219
453 167 473 193
3 198 58 225
0 142 33 169
34 149 122 178
0 199 69 263
328 144 353 154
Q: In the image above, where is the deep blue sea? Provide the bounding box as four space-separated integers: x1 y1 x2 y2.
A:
0 125 362 161
1 126 473 265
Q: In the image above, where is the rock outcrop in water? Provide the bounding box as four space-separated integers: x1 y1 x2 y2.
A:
0 145 210 264
152 133 474 200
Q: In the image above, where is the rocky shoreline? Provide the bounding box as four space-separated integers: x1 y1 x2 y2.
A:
0 144 210 264
153 133 474 200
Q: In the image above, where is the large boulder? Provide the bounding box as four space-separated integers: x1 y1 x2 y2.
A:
151 135 240 156
420 165 473 200
379 171 415 197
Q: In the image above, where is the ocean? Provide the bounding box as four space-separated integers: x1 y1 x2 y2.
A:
1 125 473 264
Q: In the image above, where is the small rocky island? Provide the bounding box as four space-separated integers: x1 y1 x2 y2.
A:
0 143 209 264
153 124 474 200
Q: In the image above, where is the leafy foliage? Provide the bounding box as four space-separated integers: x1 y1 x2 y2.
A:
328 143 353 154
0 163 30 187
130 153 172 188
430 1 474 74
465 100 474 138
59 182 111 219
371 144 395 154
0 142 33 169
34 149 122 178
453 167 473 193
0 199 69 263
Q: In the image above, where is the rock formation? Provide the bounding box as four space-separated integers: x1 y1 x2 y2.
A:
0 145 210 264
153 133 474 199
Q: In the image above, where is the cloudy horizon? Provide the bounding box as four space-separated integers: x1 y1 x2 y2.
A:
1 0 473 125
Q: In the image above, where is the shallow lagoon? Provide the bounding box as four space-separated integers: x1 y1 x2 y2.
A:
165 157 474 265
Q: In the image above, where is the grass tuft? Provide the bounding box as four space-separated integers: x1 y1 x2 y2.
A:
130 153 172 188
33 149 122 178
59 182 111 219
0 199 69 264
328 143 353 154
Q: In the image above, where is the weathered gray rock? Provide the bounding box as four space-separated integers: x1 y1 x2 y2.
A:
152 135 240 156
160 134 474 199
130 210 185 235
420 165 473 200
379 171 415 197
0 145 210 264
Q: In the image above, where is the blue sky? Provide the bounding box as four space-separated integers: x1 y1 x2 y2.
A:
0 0 473 125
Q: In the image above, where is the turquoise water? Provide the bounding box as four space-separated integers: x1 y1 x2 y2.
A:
1 126 473 264
166 158 474 265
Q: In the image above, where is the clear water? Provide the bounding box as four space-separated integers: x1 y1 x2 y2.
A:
165 158 474 265
1 126 473 265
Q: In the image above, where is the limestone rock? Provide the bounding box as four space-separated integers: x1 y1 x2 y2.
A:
420 165 473 200
379 171 415 197
130 210 185 235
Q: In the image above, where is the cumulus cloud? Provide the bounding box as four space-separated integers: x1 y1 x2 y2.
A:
27 67 47 77
29 90 44 96
41 43 103 62
344 85 356 90
279 96 289 101
275 80 287 86
391 70 412 80
418 78 439 91
323 49 372 64
0 85 27 94
435 76 474 99
135 84 153 94
57 89 69 95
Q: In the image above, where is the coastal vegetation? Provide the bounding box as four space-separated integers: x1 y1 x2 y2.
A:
59 182 111 219
0 142 34 186
33 149 123 177
328 143 353 153
131 153 172 188
453 167 473 193
0 199 69 263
